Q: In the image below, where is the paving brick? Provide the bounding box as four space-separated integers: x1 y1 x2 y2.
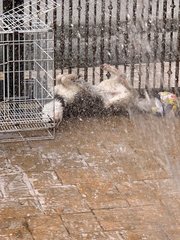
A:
116 180 159 206
0 200 42 218
56 167 109 185
70 231 124 240
77 182 128 209
119 229 168 240
35 185 90 214
94 205 176 231
0 236 10 240
27 171 63 189
0 217 33 240
161 195 180 225
51 152 89 168
27 214 71 240
165 228 180 240
61 212 102 235
9 152 52 172
144 179 180 197
111 156 170 181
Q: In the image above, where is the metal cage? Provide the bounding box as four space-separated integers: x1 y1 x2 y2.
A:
0 0 59 142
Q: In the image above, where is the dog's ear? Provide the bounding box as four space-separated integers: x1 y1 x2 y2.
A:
56 74 63 85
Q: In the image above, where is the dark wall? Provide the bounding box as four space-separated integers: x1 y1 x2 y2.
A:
0 0 24 99
3 0 24 11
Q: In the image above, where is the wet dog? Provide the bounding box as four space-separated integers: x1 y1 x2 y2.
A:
42 73 83 126
60 64 136 118
54 73 103 118
93 64 135 110
96 64 179 117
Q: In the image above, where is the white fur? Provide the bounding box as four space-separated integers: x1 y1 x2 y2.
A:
42 73 83 125
93 65 132 108
42 99 63 123
54 73 83 104
94 80 131 108
54 84 81 103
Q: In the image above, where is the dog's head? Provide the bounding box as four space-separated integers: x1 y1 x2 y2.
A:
55 73 86 104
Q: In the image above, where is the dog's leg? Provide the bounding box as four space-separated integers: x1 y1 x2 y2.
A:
102 64 119 75
116 73 134 91
102 64 132 89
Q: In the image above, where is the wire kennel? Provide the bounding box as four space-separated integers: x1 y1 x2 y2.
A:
0 0 59 142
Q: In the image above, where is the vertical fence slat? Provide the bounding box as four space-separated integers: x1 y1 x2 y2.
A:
68 0 73 73
153 0 160 89
77 0 82 75
92 0 97 84
124 0 129 73
130 0 137 86
100 0 105 81
107 0 113 65
160 0 167 90
145 0 152 90
115 0 121 68
175 0 180 90
138 0 145 90
84 0 90 80
60 0 65 74
45 0 48 24
168 0 176 89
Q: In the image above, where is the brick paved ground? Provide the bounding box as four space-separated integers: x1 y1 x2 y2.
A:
0 115 179 240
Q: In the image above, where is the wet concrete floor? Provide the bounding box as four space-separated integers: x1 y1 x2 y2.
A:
0 115 179 239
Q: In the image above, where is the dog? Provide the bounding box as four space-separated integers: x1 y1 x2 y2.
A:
42 73 83 126
54 73 102 118
93 64 134 108
59 64 135 118
96 64 179 117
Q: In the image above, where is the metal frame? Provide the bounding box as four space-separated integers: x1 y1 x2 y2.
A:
0 0 59 143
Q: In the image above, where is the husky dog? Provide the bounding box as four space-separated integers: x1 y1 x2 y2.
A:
54 73 99 118
60 64 135 117
42 73 82 125
92 64 135 112
92 64 173 116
